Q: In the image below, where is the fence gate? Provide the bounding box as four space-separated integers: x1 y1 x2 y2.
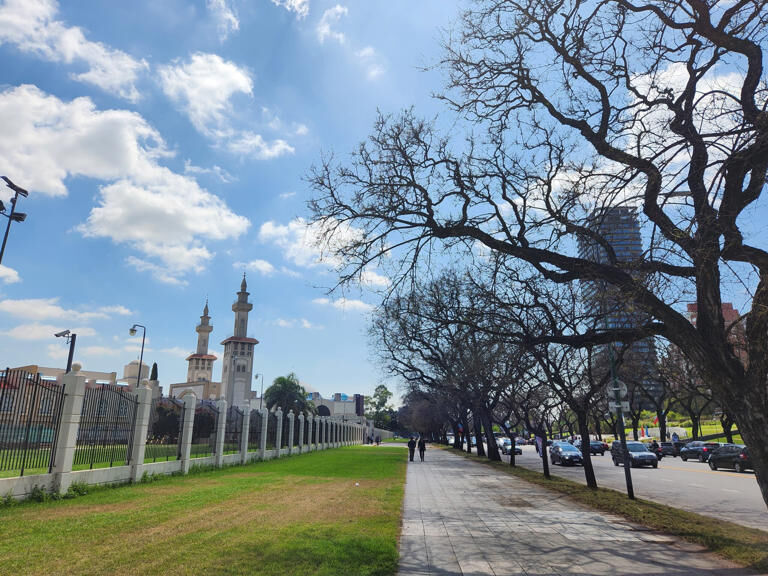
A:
74 384 138 470
0 368 66 477
224 406 243 454
248 409 262 452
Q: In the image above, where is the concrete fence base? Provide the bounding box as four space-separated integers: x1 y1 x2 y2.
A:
0 368 368 501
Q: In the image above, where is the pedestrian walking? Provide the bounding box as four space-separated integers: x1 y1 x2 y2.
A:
407 437 416 462
418 436 426 461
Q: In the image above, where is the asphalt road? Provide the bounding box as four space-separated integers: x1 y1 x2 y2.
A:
499 444 768 532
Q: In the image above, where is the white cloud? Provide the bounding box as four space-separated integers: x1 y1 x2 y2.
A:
0 265 21 284
4 323 96 340
0 298 131 321
272 0 310 19
184 160 235 183
226 131 295 159
237 259 276 276
360 269 389 287
312 297 373 312
80 345 121 357
46 343 68 361
207 0 239 41
316 5 347 44
274 317 323 329
356 46 385 79
159 52 253 138
0 85 252 282
158 55 295 160
159 346 192 358
279 191 297 199
0 0 147 101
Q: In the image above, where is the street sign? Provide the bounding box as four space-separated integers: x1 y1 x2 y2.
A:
610 379 628 398
609 401 630 412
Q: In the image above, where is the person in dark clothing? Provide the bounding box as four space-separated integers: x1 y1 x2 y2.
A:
407 437 416 461
417 437 426 461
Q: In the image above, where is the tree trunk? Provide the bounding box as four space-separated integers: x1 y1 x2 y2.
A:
731 396 768 510
540 428 551 480
474 419 485 457
482 410 501 461
691 415 700 440
658 411 667 443
461 416 471 453
578 412 598 489
719 413 734 444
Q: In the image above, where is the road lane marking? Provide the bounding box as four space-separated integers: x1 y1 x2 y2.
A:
661 465 754 478
722 489 739 493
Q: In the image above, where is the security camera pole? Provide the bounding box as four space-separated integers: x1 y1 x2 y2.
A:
55 330 77 373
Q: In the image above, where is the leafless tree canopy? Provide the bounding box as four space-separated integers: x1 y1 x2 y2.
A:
309 0 768 507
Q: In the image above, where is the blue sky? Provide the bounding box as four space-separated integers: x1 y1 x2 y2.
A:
0 0 461 399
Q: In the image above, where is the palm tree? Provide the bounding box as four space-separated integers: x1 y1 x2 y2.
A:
264 373 314 414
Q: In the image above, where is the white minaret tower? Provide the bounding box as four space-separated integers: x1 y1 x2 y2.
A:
186 300 216 383
221 275 258 408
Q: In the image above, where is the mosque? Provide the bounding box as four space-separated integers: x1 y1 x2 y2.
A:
169 275 259 407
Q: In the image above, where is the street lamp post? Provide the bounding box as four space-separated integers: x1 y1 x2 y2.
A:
129 324 146 389
0 176 29 266
255 373 265 410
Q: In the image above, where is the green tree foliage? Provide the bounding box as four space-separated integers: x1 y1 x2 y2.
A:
365 385 395 430
264 373 315 415
149 362 158 381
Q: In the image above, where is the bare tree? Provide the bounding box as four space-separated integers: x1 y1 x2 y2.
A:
309 0 768 507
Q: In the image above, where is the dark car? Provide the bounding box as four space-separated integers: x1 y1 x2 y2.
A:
589 441 606 456
611 441 658 468
660 442 679 457
708 444 753 473
679 441 723 462
550 442 583 466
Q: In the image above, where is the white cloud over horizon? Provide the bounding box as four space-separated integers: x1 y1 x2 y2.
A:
4 323 97 340
0 297 132 322
0 0 147 101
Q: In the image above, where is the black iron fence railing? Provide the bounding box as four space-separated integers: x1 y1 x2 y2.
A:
281 414 291 448
266 412 277 450
145 397 184 463
248 409 262 452
0 369 66 477
293 414 301 448
74 384 138 470
191 401 218 458
224 406 243 454
303 416 311 446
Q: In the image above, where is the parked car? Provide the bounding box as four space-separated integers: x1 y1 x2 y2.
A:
660 442 679 457
446 434 455 446
497 437 523 455
679 441 723 462
589 440 606 456
611 441 658 468
708 444 753 473
550 442 583 466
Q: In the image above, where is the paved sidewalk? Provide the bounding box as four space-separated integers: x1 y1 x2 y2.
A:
397 447 761 575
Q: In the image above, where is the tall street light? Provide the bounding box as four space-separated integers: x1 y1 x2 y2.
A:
129 324 146 389
255 373 265 410
54 330 77 373
0 176 29 266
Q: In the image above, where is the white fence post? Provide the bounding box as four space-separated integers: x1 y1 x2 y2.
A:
51 366 86 494
215 399 227 467
179 394 196 474
298 413 305 453
259 408 268 460
275 408 283 458
129 386 153 482
287 410 295 455
240 402 251 464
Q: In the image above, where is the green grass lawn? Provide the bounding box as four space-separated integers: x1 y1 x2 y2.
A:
0 446 406 576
